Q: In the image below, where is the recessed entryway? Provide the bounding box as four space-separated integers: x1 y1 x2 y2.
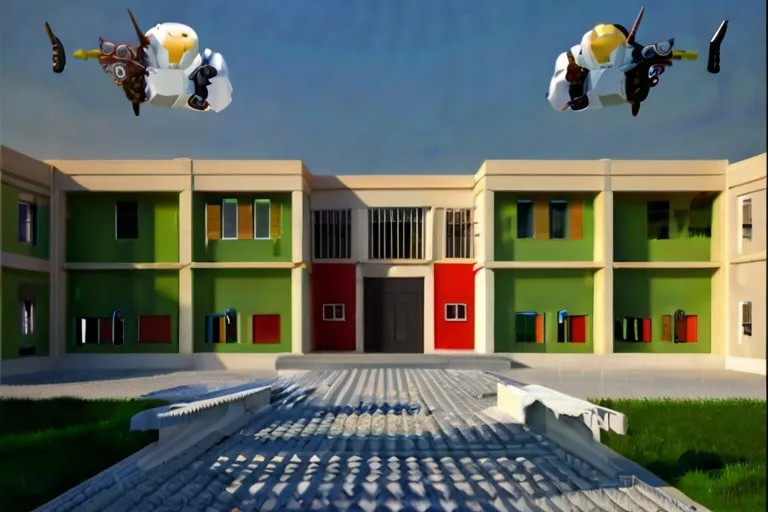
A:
363 277 424 353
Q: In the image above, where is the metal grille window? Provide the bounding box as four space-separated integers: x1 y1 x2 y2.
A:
368 208 425 259
445 209 473 259
312 209 352 259
741 301 752 336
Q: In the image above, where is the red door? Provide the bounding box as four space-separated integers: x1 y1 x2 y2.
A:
569 315 587 343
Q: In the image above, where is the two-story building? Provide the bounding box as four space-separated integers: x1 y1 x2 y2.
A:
1 147 53 375
0 146 764 376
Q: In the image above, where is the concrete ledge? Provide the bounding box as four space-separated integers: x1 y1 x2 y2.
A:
130 385 271 471
54 354 194 371
725 356 767 376
131 385 271 431
275 354 513 371
502 353 725 370
497 383 627 441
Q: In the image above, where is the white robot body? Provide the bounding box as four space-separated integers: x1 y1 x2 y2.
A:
547 51 628 112
142 22 232 113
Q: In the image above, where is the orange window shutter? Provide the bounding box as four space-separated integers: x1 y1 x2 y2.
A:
685 315 698 343
238 201 254 239
661 315 672 341
218 316 227 343
568 199 584 240
535 314 544 343
533 198 550 239
270 202 282 240
206 202 222 240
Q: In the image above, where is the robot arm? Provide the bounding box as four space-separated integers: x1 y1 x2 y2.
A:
200 48 232 112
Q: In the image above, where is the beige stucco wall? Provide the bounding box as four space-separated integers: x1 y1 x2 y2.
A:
725 154 766 371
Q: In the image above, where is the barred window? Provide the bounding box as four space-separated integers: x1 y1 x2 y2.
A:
312 209 352 259
368 208 425 259
445 208 473 259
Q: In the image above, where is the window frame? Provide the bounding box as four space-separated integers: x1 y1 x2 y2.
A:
444 303 468 322
516 200 534 239
220 198 239 240
253 199 272 240
647 200 671 240
741 301 753 336
20 300 35 335
549 199 569 240
114 200 139 240
322 303 346 322
741 198 753 240
18 200 37 245
444 208 474 259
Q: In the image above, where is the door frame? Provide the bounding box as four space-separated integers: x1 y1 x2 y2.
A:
356 264 435 353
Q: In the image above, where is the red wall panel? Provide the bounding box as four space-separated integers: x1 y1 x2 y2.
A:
311 263 357 351
434 263 475 350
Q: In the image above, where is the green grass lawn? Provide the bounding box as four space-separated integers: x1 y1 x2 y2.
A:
0 397 165 512
593 398 766 512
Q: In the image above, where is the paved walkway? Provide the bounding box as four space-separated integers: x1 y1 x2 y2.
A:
40 370 695 512
1 368 763 400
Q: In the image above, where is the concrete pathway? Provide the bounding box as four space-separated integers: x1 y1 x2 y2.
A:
1 367 763 400
39 370 696 512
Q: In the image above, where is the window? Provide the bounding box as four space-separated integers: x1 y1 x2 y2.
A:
741 302 753 336
742 198 753 239
76 317 101 344
514 312 543 342
313 209 352 259
114 201 139 239
253 314 281 343
647 201 670 240
445 303 467 322
221 198 238 239
516 200 533 239
112 310 125 345
18 201 37 244
138 315 172 343
445 209 473 259
322 304 346 321
254 200 271 239
368 208 425 259
20 301 34 335
549 200 569 239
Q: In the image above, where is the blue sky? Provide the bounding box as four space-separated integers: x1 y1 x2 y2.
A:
0 0 764 174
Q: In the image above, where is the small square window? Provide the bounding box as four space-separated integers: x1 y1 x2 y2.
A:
115 201 139 239
323 304 345 321
221 199 238 239
445 303 467 322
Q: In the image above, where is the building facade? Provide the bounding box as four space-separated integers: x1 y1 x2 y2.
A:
1 146 764 376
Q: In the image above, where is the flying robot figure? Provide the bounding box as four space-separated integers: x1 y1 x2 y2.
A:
547 6 728 117
45 9 232 117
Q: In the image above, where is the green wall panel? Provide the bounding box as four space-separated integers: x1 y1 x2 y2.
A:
613 269 712 353
66 270 179 353
192 193 292 263
66 192 179 263
494 193 595 261
1 269 50 359
192 269 292 353
613 193 713 262
494 269 594 353
1 183 50 259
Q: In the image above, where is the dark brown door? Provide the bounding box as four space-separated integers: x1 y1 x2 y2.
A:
364 278 424 353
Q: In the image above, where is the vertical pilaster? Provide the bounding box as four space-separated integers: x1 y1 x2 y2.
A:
291 266 309 354
291 191 305 263
593 163 614 354
355 264 364 352
474 268 495 354
178 187 193 355
50 181 67 360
